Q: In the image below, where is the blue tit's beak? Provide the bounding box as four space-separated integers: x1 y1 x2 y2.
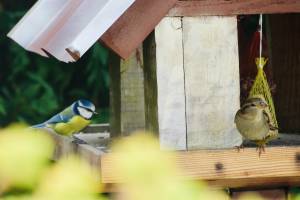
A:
93 111 98 115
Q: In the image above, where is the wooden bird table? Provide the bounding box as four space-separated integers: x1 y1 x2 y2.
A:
45 128 300 194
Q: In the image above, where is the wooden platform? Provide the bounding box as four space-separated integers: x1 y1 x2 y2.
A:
44 127 300 191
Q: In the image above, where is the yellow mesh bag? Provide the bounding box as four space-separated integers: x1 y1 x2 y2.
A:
249 57 278 138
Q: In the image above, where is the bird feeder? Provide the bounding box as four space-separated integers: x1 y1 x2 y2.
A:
8 0 300 198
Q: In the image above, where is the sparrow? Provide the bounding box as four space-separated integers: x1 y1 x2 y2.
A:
234 96 278 155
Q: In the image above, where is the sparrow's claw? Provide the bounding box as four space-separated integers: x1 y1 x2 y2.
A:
72 136 87 145
256 145 265 157
235 144 244 152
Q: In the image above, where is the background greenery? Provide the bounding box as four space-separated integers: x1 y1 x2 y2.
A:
0 0 110 127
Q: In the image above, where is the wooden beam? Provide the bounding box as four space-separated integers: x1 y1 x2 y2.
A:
168 0 300 16
101 0 177 59
101 146 300 188
44 128 300 191
143 32 159 135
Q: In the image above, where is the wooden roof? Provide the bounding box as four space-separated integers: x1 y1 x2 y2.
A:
7 0 300 61
100 0 177 59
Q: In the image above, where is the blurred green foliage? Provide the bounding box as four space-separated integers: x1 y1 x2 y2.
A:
0 125 106 200
0 0 110 127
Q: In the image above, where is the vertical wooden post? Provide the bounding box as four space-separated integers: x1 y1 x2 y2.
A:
120 47 146 135
155 16 242 150
109 51 121 138
182 16 242 149
155 17 187 150
143 31 159 135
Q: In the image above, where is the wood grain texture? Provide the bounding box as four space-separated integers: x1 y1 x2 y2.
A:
43 129 104 170
268 14 300 133
120 46 146 135
169 0 300 17
155 17 187 150
182 16 242 149
101 0 177 59
101 146 300 188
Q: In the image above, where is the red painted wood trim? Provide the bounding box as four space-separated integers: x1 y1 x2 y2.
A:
169 0 300 16
100 0 177 59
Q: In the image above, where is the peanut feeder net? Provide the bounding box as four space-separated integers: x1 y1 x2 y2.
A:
248 14 278 138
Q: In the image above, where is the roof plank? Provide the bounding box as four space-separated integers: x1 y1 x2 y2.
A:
100 0 178 59
168 0 300 16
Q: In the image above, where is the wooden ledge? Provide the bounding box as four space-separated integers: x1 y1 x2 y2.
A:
43 129 300 190
101 146 300 188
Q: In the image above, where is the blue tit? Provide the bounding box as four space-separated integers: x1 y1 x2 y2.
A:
32 99 97 136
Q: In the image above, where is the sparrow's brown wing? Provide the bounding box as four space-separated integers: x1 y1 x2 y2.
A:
263 110 278 131
234 109 244 123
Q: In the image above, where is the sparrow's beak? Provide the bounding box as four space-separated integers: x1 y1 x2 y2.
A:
93 111 98 115
260 102 268 109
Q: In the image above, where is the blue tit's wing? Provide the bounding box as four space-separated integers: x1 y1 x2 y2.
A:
45 107 75 124
31 106 75 129
31 114 66 128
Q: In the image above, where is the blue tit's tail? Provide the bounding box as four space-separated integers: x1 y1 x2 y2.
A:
31 123 46 129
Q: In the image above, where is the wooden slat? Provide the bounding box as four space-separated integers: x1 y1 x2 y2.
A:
101 146 300 188
100 0 177 59
168 0 300 17
155 17 187 150
44 129 105 169
182 16 242 149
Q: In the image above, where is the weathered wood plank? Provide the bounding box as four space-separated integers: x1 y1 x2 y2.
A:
43 129 105 170
182 16 242 149
101 0 177 59
143 31 159 135
169 0 300 17
120 46 146 135
101 146 300 188
155 17 187 150
83 124 110 134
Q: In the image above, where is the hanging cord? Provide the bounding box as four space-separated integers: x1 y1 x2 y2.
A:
259 14 263 68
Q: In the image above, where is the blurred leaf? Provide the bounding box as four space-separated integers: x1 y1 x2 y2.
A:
0 125 54 191
35 156 104 200
111 133 228 200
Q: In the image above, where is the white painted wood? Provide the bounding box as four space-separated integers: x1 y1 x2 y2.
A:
155 17 187 150
7 0 135 62
182 16 242 149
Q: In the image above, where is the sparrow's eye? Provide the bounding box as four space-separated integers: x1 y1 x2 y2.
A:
260 102 266 106
251 103 256 107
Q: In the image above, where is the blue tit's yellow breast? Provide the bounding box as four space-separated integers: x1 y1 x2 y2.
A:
53 116 91 136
